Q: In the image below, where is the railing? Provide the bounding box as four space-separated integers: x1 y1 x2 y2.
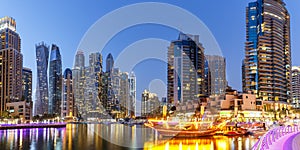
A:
252 126 300 150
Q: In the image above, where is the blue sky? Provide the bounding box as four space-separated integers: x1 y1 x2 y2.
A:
0 0 299 101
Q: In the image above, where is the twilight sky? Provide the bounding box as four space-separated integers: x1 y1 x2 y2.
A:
0 0 299 101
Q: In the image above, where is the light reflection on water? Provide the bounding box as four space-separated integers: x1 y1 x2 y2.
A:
0 124 258 150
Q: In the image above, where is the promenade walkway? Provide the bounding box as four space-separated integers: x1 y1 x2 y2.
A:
252 126 300 150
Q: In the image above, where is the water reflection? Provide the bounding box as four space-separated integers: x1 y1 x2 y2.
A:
0 124 258 150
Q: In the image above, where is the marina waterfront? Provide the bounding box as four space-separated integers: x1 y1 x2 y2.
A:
0 124 258 150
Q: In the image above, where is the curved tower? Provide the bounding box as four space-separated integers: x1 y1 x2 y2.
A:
243 0 291 102
48 44 62 115
35 42 49 115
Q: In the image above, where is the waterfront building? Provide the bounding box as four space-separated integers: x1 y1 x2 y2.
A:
100 72 111 115
112 68 121 113
61 68 75 118
48 44 62 115
129 72 136 116
21 67 33 120
120 72 130 117
167 33 206 105
141 89 160 117
0 17 23 117
35 42 49 116
85 52 102 119
242 0 291 102
205 55 226 96
292 67 300 109
72 51 85 118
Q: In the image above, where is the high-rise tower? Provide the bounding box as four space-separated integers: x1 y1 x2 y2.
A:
0 16 23 116
167 33 206 105
106 53 114 73
35 42 49 116
61 68 74 118
292 67 300 109
205 55 226 96
48 44 62 115
243 0 291 102
73 51 85 117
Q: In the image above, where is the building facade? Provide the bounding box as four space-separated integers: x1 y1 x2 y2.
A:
0 16 23 116
84 52 102 119
129 72 136 116
21 67 32 121
243 0 291 102
35 42 49 116
141 89 160 117
205 55 226 96
167 33 206 105
61 68 74 118
292 67 300 109
106 53 114 73
73 51 85 118
48 44 62 115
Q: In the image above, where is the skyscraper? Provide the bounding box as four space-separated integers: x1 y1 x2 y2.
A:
292 67 300 109
35 42 49 116
120 72 130 117
48 44 62 115
0 16 23 116
167 33 206 105
129 72 136 116
61 68 74 118
141 89 159 117
205 55 226 96
85 52 102 119
73 51 85 118
106 53 114 73
243 0 291 102
22 67 33 120
22 68 32 103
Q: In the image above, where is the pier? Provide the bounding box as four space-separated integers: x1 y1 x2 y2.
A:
252 126 300 150
0 123 66 130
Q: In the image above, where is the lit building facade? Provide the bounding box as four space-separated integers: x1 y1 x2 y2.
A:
205 55 226 96
73 51 86 117
21 67 33 121
61 68 74 118
35 42 49 116
141 89 160 117
0 16 23 116
167 33 206 105
292 67 300 109
129 72 136 116
120 72 130 116
243 0 291 102
85 52 102 119
48 44 62 115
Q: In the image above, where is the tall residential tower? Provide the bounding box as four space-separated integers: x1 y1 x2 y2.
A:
0 17 23 116
167 33 206 105
243 0 291 102
48 44 62 115
35 42 49 116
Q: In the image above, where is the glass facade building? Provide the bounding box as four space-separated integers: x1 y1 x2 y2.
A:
61 68 74 117
0 16 23 115
167 33 206 105
48 44 62 115
205 55 226 96
243 0 291 102
84 52 102 119
35 42 49 116
73 51 85 118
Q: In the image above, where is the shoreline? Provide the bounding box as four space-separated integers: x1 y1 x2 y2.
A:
0 123 67 130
